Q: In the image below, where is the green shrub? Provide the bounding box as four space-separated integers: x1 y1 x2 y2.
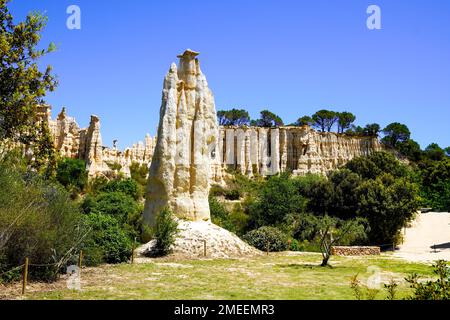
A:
0 157 87 282
99 178 142 200
86 175 109 194
82 191 141 223
83 213 132 265
152 208 178 257
225 189 241 200
288 238 301 251
129 162 148 187
56 157 88 193
406 260 450 300
243 226 289 252
210 196 235 232
248 173 307 228
210 184 227 197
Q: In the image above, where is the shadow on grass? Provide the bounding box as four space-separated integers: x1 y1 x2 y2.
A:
277 263 335 270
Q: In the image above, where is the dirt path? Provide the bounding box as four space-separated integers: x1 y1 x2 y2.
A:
395 212 450 263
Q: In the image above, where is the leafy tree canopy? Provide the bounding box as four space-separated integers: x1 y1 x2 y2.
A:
0 0 57 143
363 123 381 137
311 110 338 132
0 0 58 173
294 116 313 127
424 143 446 161
217 108 251 126
251 110 284 127
337 112 356 134
382 122 411 148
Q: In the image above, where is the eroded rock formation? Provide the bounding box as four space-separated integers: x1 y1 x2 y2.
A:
143 49 220 225
44 105 154 177
217 126 383 177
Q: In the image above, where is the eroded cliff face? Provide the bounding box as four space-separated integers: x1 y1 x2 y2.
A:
216 126 383 177
45 106 154 177
143 50 220 226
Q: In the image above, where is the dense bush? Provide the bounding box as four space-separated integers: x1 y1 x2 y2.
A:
357 174 419 244
243 226 289 252
303 152 419 244
0 155 87 282
248 173 307 228
82 191 141 223
209 197 250 236
210 196 236 233
99 178 142 200
151 208 178 257
82 213 132 265
420 159 450 211
225 189 241 201
56 157 88 193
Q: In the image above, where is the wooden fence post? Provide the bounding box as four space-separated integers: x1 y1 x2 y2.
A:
78 250 83 270
203 240 207 257
22 257 29 295
131 237 136 264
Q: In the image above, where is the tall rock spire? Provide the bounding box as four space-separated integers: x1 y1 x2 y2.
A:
143 50 220 226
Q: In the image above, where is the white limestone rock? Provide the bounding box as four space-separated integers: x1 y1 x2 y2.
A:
143 50 220 226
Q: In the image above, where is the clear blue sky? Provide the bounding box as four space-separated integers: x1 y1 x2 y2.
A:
9 0 450 150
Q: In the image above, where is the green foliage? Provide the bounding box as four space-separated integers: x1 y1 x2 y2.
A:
152 208 179 257
0 154 87 282
83 213 132 265
294 116 313 126
397 139 423 161
217 108 251 126
0 1 57 169
382 122 411 148
337 112 356 134
420 159 450 211
56 157 88 193
305 153 419 244
243 226 289 252
224 189 241 200
248 173 307 228
424 143 446 161
317 216 367 266
129 162 148 189
82 191 141 223
99 178 142 200
406 260 450 300
345 151 410 180
384 279 399 300
105 161 122 172
357 174 419 244
209 196 236 233
350 274 380 300
251 110 284 127
86 175 109 194
345 125 364 136
311 110 338 132
362 123 381 137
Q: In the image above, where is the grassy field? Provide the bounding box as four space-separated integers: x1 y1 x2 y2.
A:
2 252 435 300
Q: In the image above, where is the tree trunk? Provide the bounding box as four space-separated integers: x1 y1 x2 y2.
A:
321 255 330 267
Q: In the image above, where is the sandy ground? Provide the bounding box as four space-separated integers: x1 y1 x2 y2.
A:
395 212 450 263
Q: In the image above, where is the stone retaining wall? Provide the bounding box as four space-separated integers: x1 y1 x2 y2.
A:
331 246 380 256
